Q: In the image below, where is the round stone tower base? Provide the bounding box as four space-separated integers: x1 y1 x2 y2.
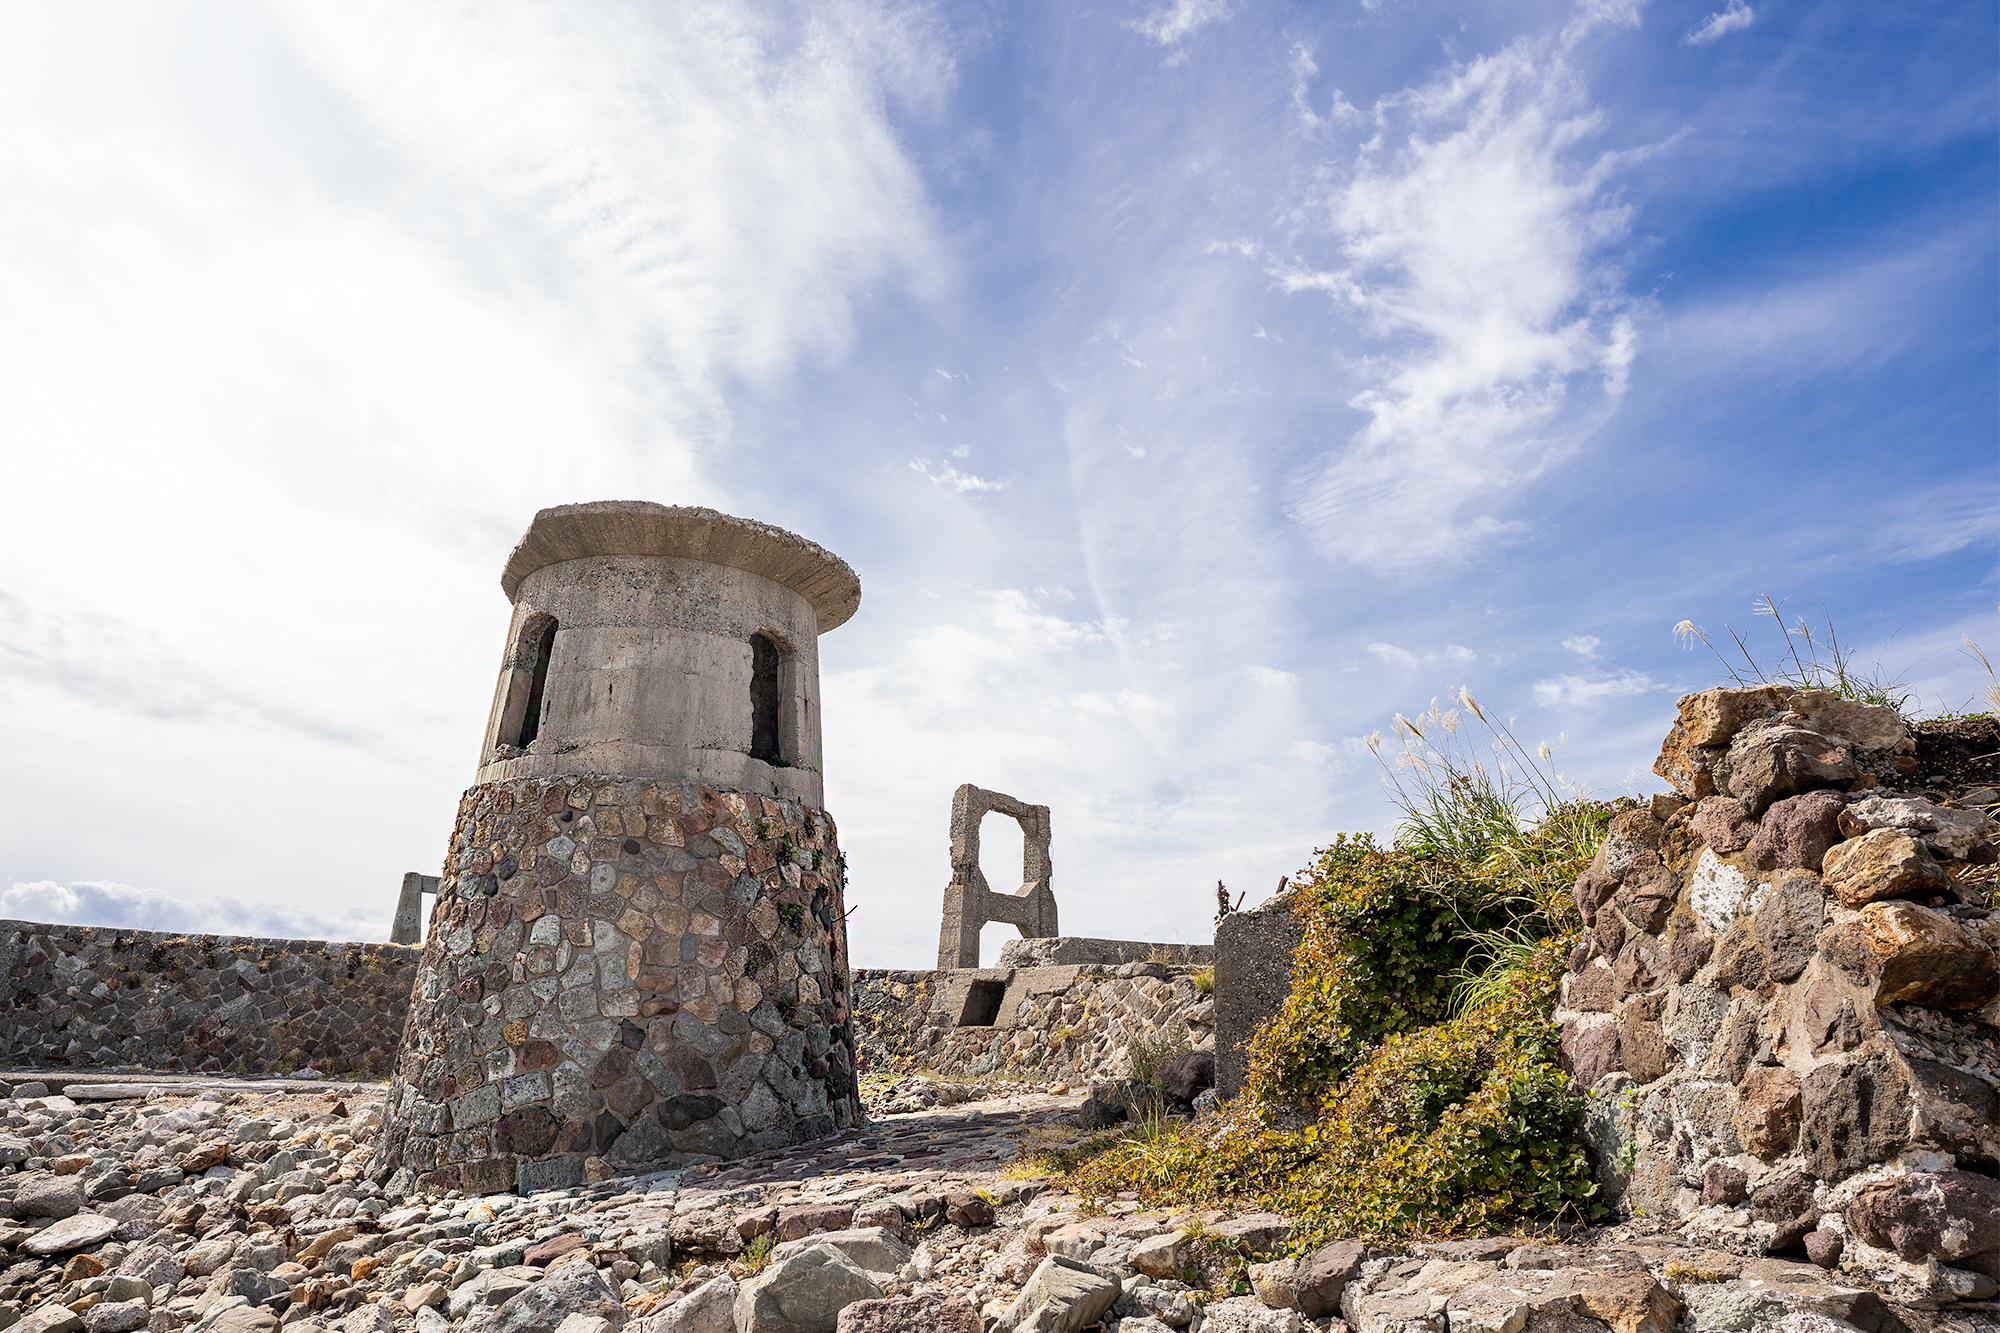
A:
373 776 857 1196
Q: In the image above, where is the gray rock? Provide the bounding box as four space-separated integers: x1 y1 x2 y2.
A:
120 1242 186 1288
15 1174 86 1220
833 1292 979 1332
1291 1239 1374 1317
1158 1051 1213 1105
1195 1299 1304 1332
17 1308 85 1333
995 1254 1121 1333
205 1310 280 1333
637 1273 735 1333
1678 1282 1788 1332
85 1303 151 1333
486 1262 626 1333
768 1228 911 1276
1210 1213 1293 1256
22 1212 119 1254
735 1243 882 1332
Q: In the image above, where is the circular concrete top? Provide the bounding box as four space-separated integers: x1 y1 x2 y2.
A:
500 501 862 632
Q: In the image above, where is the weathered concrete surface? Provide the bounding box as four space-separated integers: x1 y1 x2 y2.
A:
478 501 861 807
938 785 1057 970
995 938 1212 968
1213 895 1303 1099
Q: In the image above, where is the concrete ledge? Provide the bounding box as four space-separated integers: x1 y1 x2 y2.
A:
996 937 1213 968
500 501 862 631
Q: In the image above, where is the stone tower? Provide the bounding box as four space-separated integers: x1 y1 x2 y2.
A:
374 501 863 1196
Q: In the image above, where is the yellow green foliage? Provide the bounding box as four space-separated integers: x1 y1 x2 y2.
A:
1246 811 1605 1108
1065 767 1619 1243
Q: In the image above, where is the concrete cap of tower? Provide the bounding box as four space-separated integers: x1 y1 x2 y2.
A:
500 500 863 632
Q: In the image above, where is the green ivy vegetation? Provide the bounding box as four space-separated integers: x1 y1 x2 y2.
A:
1062 696 1619 1244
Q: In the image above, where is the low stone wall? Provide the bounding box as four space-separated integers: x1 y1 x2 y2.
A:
1559 692 2000 1299
853 960 1214 1083
0 919 419 1077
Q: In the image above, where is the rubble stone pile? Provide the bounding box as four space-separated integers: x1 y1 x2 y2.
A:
1559 688 2000 1306
6 1074 1988 1333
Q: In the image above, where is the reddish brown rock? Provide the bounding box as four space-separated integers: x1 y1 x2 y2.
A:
1745 790 1846 871
1822 900 2000 1009
1804 1228 1844 1269
1692 797 1758 855
494 1106 561 1157
524 1232 588 1266
945 1189 994 1228
1702 1162 1749 1206
1844 1170 2000 1263
1562 1022 1623 1089
1733 1066 1802 1161
1821 829 1950 907
776 1202 855 1242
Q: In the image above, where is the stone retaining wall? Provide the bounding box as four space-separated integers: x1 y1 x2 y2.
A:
853 961 1215 1082
0 920 419 1077
1560 694 2000 1300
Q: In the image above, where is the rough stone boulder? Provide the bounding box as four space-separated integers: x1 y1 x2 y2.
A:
1159 1049 1214 1104
1821 900 1999 1009
1745 790 1846 871
768 1228 912 1276
993 1254 1120 1333
1840 795 1998 860
734 1243 881 1333
1843 1170 2000 1265
834 1292 978 1332
1725 719 1857 815
1693 797 1758 855
1821 829 1950 907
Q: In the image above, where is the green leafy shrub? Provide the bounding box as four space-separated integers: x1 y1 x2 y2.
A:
1061 689 1610 1244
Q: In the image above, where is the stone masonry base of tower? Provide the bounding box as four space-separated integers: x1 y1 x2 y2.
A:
372 775 857 1196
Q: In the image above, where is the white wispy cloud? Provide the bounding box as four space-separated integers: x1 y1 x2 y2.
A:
1280 10 1639 572
1562 634 1602 657
1288 43 1361 135
1130 0 1233 45
2 880 385 942
1532 670 1661 707
1369 642 1478 670
911 459 1009 493
1686 0 1755 45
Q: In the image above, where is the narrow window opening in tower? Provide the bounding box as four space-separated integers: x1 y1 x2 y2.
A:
750 633 782 763
517 617 559 748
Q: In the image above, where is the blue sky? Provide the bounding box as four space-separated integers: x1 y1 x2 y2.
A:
1 0 1993 967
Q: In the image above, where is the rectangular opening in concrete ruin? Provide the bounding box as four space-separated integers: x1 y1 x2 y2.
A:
957 978 1006 1027
512 615 559 749
749 631 782 764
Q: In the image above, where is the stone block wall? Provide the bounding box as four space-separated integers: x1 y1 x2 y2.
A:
1559 692 2000 1300
372 775 858 1197
0 920 418 1077
853 960 1214 1082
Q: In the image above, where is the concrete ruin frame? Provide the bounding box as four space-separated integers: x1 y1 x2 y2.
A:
937 783 1057 970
